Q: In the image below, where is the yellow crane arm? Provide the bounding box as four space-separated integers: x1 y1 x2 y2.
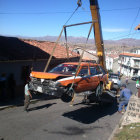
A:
89 0 106 70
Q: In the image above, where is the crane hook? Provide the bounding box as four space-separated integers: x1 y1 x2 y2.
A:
77 0 82 7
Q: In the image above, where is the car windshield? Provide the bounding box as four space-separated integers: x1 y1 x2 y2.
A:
109 74 119 79
49 64 77 75
110 76 119 79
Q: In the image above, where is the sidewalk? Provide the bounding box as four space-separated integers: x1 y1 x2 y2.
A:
0 94 58 111
108 94 140 140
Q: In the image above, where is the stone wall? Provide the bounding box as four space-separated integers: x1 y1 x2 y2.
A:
120 94 140 126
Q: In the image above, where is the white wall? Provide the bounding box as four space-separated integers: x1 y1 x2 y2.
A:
106 57 113 70
118 55 140 77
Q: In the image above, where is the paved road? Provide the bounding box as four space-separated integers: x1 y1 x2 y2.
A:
0 80 137 140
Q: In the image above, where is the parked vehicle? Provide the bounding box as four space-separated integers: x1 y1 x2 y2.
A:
109 73 120 85
29 62 108 102
131 75 140 81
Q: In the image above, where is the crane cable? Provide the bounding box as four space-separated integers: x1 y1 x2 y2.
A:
63 0 82 61
43 0 82 72
69 22 93 91
43 27 64 72
64 26 70 61
64 0 82 25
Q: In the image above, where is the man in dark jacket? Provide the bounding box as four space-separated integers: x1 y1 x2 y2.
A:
118 84 132 113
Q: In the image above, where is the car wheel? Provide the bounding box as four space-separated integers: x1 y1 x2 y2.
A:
60 87 74 103
95 83 103 97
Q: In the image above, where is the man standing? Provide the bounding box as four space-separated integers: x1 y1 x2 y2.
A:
125 76 129 85
24 81 32 112
136 77 140 88
118 84 132 113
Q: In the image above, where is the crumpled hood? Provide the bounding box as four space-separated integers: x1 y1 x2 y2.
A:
31 71 69 79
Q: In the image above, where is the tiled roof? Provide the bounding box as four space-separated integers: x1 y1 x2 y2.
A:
0 36 79 61
0 36 51 61
23 40 79 59
120 53 140 58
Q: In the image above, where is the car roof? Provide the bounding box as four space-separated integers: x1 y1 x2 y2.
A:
62 62 99 66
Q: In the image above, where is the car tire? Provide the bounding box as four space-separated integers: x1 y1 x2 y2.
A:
60 87 74 103
95 83 103 97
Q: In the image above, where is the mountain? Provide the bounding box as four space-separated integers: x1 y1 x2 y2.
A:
17 35 140 47
1 35 140 53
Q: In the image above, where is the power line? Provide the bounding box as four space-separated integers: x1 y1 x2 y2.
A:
106 32 140 40
0 7 139 15
129 8 140 36
101 7 140 12
0 12 73 15
64 4 80 25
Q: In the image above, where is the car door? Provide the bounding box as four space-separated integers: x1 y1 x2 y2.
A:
74 66 91 92
89 66 100 90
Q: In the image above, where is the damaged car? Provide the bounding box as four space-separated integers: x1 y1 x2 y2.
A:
29 62 108 102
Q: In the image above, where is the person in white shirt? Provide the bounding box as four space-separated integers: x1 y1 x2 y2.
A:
24 81 32 112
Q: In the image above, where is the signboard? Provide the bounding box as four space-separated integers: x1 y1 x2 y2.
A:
121 95 140 126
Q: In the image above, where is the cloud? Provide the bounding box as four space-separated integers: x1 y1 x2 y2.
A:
103 28 128 32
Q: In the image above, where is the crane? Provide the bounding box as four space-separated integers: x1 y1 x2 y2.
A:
29 0 115 104
89 0 106 70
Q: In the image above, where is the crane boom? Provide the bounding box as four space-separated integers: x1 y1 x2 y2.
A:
89 0 106 70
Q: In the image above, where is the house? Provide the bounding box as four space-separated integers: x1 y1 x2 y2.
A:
105 53 119 72
0 36 79 97
118 50 140 77
72 48 97 62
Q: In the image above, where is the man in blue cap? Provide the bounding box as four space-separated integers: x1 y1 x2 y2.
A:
118 84 132 113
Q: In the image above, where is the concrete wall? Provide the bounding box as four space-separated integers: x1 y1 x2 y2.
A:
112 58 119 73
0 60 46 85
106 57 113 70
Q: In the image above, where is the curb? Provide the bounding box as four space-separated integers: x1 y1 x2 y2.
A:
108 113 126 140
108 124 119 140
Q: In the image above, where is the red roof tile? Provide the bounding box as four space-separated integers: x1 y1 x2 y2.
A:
23 40 79 59
120 53 140 58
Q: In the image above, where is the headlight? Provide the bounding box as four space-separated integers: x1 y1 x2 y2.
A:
30 73 33 76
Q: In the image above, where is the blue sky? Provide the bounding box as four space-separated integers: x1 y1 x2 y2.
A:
0 0 140 40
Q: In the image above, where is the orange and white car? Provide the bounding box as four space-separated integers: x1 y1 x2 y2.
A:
29 62 108 102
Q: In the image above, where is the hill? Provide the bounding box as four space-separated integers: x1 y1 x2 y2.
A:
19 35 140 46
1 35 140 53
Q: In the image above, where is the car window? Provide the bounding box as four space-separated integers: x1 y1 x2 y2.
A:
90 67 97 76
49 64 77 75
110 76 118 79
78 66 88 76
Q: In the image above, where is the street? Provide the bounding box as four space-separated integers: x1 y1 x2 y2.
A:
0 79 137 140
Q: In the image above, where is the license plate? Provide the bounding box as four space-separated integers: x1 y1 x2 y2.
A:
37 86 42 93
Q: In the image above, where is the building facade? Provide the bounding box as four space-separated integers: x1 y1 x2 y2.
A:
105 53 119 72
118 51 140 77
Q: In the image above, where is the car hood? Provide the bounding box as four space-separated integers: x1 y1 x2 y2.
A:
31 71 71 79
